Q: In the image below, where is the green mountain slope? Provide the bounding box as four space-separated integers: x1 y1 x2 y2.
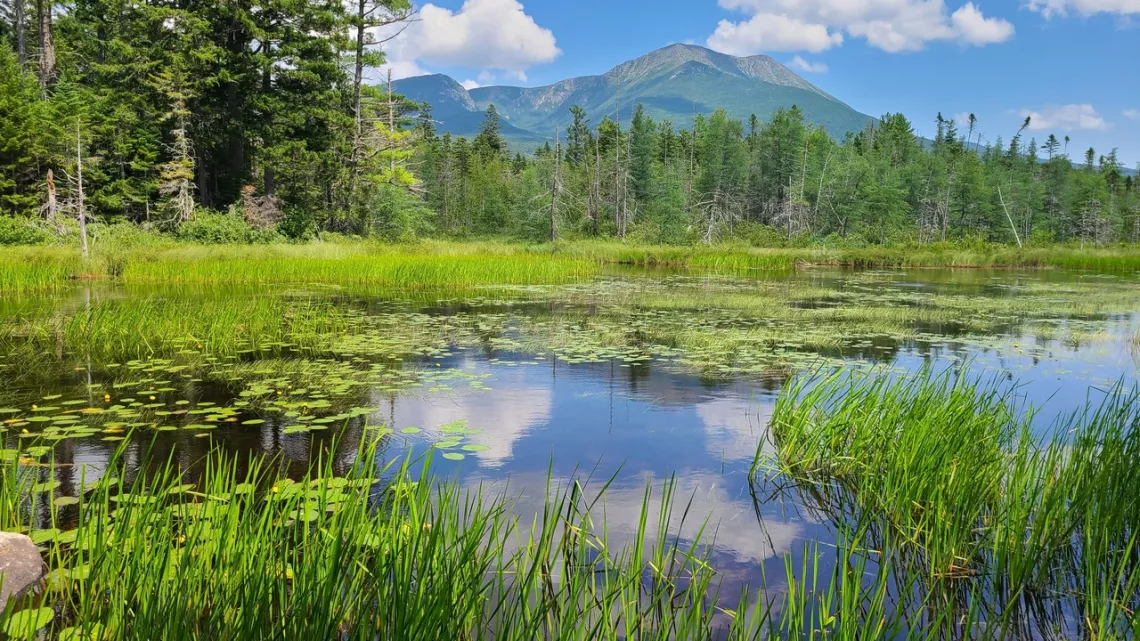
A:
394 44 873 149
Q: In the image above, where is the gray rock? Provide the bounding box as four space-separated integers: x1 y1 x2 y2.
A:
0 532 45 604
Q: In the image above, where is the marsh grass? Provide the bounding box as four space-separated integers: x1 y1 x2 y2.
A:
0 248 78 294
120 249 596 288
6 240 1140 295
1 296 358 362
763 369 1140 638
0 435 781 640
551 241 1140 272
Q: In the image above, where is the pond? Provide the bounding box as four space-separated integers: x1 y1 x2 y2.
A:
2 266 1139 635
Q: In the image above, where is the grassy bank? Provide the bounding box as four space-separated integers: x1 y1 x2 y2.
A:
762 370 1140 638
5 240 1140 294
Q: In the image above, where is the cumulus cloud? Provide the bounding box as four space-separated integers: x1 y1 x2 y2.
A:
1021 104 1108 131
708 0 1014 54
1124 108 1140 120
1027 0 1140 18
787 55 829 72
951 3 1017 45
708 13 844 54
461 79 481 90
379 0 560 80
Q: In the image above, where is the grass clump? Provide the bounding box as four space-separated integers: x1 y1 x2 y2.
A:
0 248 78 294
764 369 1140 638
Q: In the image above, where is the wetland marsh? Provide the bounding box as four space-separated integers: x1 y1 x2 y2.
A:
2 258 1139 639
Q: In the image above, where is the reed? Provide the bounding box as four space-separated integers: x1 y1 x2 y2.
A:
1 296 357 361
762 369 1140 638
0 248 77 294
1 436 776 640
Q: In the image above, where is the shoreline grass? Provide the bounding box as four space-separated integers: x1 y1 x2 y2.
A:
762 369 1140 638
5 240 1140 294
2 437 772 640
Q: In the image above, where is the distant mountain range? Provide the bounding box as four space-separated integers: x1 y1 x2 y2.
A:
394 44 875 151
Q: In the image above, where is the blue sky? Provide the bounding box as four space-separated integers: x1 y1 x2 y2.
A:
380 0 1140 165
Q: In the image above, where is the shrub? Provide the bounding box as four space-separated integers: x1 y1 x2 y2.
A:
176 211 281 244
0 217 51 245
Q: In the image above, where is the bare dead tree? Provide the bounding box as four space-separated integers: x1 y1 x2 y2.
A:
156 72 197 226
36 0 54 94
75 121 88 260
14 0 27 65
997 185 1023 249
614 87 623 238
549 126 561 242
44 168 57 228
589 134 601 236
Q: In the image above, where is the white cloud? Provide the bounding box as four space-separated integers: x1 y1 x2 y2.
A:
1020 104 1108 131
951 3 1017 45
384 361 552 469
1027 0 1140 18
1124 108 1140 120
708 0 1014 54
379 0 559 80
708 13 844 54
461 79 481 90
787 55 829 72
952 111 973 126
384 59 428 81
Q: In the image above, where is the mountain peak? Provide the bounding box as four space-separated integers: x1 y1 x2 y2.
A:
604 43 833 101
394 44 870 149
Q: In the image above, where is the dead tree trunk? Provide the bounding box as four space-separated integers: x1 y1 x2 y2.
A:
549 126 561 242
15 0 27 65
590 139 601 236
36 0 54 94
76 121 89 261
46 168 57 227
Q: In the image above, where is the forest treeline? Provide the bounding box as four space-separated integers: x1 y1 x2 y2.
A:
1 0 1137 247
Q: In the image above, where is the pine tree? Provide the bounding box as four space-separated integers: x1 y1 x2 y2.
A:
474 105 506 161
628 104 656 205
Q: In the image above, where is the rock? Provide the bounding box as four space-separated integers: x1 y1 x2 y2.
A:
0 532 45 604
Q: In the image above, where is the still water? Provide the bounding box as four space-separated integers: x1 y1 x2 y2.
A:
2 267 1139 614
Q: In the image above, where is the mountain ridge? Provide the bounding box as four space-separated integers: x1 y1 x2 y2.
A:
395 44 874 150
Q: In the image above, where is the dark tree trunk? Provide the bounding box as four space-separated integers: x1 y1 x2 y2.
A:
15 0 26 65
36 0 55 93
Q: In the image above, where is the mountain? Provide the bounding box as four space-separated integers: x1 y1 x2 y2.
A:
394 44 875 151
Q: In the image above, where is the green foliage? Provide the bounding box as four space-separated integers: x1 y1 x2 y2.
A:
0 217 51 245
3 11 1139 248
176 211 279 245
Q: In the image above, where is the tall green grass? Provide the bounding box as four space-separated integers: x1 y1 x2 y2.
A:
552 241 1140 271
120 250 596 288
763 370 1140 638
5 240 1140 296
0 248 78 294
1 296 356 361
2 437 778 640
